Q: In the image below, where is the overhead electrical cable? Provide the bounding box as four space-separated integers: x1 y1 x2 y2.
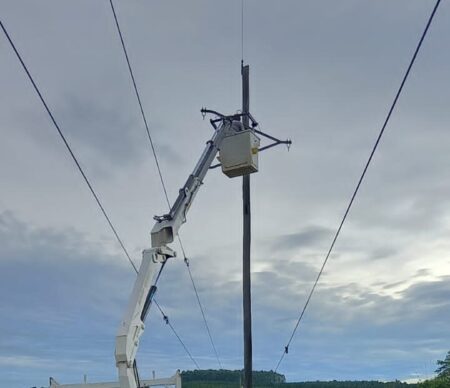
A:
109 0 170 208
241 0 245 62
108 0 223 369
0 19 138 275
154 299 200 370
274 0 442 372
179 238 223 369
0 18 199 367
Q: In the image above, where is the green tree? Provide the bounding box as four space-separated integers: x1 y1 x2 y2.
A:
435 350 450 379
419 377 449 388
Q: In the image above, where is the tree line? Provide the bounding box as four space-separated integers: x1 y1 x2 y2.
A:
181 350 450 388
30 350 449 387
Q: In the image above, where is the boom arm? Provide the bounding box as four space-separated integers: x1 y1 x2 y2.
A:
115 118 241 388
151 119 240 247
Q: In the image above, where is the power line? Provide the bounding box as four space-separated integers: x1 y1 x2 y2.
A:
0 19 138 275
109 0 222 369
274 0 442 372
154 299 200 370
108 0 171 209
180 237 223 369
241 0 245 62
0 18 201 368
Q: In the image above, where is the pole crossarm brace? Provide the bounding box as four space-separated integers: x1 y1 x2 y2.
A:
202 108 292 170
254 128 292 152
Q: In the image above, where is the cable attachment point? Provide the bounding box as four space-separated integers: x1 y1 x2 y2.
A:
285 345 289 354
286 139 292 151
163 315 169 325
184 257 190 267
255 129 293 153
153 214 171 223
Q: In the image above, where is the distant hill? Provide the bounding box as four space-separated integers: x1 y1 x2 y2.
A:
180 370 417 388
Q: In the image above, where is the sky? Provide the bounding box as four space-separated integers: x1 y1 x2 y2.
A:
1 0 450 387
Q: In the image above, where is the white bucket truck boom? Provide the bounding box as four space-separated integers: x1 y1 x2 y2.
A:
50 109 283 388
115 114 259 388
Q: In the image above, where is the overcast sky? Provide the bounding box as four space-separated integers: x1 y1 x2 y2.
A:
1 1 450 387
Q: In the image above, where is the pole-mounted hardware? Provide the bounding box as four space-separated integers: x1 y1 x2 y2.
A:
202 108 292 170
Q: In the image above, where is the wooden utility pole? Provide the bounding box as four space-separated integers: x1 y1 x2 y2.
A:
242 61 252 388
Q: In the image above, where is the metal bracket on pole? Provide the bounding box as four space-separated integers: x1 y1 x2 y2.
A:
254 129 292 152
202 108 292 170
201 108 259 129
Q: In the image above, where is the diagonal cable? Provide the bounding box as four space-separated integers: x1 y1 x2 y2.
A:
108 0 171 209
0 19 138 274
109 0 222 369
179 237 223 369
154 299 200 369
274 0 442 372
0 19 201 366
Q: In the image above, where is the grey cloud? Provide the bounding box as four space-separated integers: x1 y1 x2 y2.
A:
56 96 183 171
382 280 408 290
413 268 431 278
368 246 398 261
1 209 449 385
0 211 218 384
15 93 181 178
0 211 133 317
402 276 450 308
274 226 332 252
2 0 450 385
250 275 450 380
57 94 143 165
